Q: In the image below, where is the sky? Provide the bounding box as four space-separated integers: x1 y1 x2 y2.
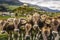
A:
19 0 60 10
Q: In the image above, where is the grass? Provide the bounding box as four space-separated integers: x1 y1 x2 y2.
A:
8 5 20 10
0 15 27 20
0 15 11 20
0 33 24 40
0 33 8 40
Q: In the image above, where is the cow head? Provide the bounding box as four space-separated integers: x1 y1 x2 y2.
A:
26 14 32 22
32 12 40 23
40 14 48 22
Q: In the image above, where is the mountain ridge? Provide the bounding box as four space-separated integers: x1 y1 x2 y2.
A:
0 0 23 5
0 0 60 12
26 3 60 12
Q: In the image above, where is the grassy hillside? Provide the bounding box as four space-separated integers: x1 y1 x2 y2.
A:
12 5 60 17
0 5 20 20
7 5 20 10
0 5 20 12
0 5 60 20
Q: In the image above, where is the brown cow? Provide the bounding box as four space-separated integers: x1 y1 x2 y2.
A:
25 22 32 40
0 19 15 40
32 13 41 40
17 18 27 40
42 17 52 40
51 18 60 40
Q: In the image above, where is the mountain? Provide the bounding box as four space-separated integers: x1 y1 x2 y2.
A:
0 0 60 12
24 3 60 12
0 0 23 5
39 6 60 12
19 0 60 12
26 3 60 12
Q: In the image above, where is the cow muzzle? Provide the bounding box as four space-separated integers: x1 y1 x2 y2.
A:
14 29 19 32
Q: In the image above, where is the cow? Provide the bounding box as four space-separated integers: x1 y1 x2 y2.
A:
0 19 15 40
0 19 8 32
51 17 60 40
55 16 60 40
0 18 20 40
39 14 48 30
42 17 52 40
24 22 32 40
0 20 5 32
17 18 27 40
57 16 60 33
32 12 42 40
26 14 33 26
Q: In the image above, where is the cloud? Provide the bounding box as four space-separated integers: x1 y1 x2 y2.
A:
37 1 60 10
19 0 60 10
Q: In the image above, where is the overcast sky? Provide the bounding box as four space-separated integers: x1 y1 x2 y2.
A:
19 0 60 10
